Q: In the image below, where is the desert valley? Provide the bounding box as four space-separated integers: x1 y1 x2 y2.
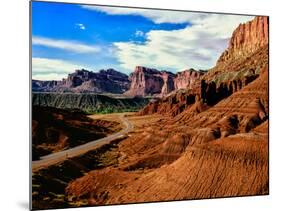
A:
32 16 269 209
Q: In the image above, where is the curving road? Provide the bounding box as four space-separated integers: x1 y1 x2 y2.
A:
32 114 133 172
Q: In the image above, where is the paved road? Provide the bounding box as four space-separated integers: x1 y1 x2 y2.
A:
32 114 133 172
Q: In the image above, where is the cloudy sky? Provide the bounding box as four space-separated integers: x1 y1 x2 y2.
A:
32 1 254 80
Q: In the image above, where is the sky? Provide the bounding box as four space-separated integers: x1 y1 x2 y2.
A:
31 1 255 80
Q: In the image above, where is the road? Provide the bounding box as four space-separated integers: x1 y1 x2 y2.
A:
32 113 133 172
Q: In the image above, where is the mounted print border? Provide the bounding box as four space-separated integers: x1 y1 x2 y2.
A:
30 1 269 210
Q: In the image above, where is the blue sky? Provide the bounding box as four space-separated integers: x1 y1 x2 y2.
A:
32 1 254 80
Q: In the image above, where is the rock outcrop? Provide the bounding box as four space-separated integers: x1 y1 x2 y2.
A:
125 66 204 97
124 66 170 96
174 69 204 90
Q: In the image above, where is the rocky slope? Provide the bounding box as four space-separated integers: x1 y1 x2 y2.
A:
32 69 130 94
125 66 205 97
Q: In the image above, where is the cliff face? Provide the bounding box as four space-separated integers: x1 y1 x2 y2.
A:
174 69 205 90
125 66 204 97
125 66 171 97
217 16 268 64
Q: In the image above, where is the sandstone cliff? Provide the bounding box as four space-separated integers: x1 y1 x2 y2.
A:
174 69 204 90
124 66 170 96
217 16 268 64
125 66 204 97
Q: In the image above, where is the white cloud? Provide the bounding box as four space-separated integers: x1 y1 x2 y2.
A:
81 5 254 71
113 14 254 71
76 23 86 30
32 36 99 53
81 5 208 24
32 57 90 80
135 30 144 37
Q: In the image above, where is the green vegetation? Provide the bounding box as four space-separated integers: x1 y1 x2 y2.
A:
83 107 139 115
32 93 149 114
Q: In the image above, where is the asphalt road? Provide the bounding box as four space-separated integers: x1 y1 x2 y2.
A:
32 113 133 172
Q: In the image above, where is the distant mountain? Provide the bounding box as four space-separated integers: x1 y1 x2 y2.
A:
32 80 60 92
32 67 205 97
32 68 130 94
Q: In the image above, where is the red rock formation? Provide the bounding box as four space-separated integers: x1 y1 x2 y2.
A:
124 66 169 96
160 71 175 96
217 16 268 64
126 66 204 97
